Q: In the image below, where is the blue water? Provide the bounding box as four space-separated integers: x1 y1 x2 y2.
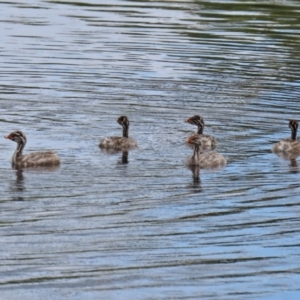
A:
1 0 300 299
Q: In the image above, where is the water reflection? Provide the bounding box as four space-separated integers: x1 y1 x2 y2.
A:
11 169 25 201
187 165 202 191
289 159 300 174
273 151 300 161
9 166 60 201
273 151 300 173
120 151 128 164
188 164 200 181
7 169 25 201
13 165 61 172
2 0 300 298
100 148 133 164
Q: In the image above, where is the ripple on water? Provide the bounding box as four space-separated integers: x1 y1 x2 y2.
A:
1 0 300 299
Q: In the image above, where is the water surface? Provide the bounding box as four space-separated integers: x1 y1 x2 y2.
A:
1 0 300 299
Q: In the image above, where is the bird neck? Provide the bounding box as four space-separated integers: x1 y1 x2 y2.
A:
291 126 298 141
122 125 129 138
197 123 204 134
13 139 25 163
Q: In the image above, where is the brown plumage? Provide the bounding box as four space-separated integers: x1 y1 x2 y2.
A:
272 120 300 159
186 134 226 169
185 115 217 150
99 115 137 150
5 131 60 168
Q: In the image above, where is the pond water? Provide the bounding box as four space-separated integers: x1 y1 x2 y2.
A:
1 0 300 299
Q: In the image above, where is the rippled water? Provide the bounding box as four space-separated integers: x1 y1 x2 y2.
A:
1 0 300 299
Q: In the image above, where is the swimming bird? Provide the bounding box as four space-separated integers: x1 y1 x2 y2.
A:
272 119 300 159
185 115 217 150
5 131 60 168
186 134 226 169
99 115 137 150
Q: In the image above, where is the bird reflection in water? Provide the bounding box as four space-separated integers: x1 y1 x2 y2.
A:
11 165 60 201
274 151 300 161
187 165 202 192
10 169 25 201
289 159 300 174
120 151 129 164
16 169 25 191
273 151 300 174
100 148 132 165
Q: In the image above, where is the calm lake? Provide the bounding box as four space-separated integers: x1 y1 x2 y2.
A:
1 0 300 299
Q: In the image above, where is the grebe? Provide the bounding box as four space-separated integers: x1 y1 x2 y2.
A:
272 120 300 157
186 134 226 169
5 131 60 168
99 115 137 150
185 115 217 150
